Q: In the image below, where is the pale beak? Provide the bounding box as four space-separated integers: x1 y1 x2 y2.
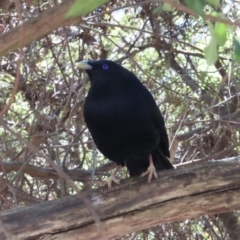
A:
77 61 92 70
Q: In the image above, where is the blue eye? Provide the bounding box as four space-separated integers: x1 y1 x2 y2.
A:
102 64 108 70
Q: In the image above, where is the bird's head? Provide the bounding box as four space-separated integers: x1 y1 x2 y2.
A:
77 60 137 87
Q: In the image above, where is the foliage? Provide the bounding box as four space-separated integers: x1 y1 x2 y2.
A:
65 0 111 18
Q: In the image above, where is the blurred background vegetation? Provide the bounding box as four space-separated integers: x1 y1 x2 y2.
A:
1 0 240 239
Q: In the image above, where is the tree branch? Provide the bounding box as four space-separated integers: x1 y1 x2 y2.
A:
1 158 240 239
0 0 78 57
0 161 113 181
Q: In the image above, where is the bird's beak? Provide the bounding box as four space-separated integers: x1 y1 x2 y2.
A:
77 61 93 70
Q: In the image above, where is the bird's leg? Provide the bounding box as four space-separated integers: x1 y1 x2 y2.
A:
106 165 122 189
140 155 158 183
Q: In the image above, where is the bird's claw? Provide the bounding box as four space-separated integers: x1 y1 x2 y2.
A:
141 164 158 183
106 175 120 189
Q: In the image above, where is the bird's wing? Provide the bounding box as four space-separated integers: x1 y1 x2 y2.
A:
151 106 170 158
142 87 170 158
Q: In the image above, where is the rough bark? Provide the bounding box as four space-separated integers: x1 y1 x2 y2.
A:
1 158 240 240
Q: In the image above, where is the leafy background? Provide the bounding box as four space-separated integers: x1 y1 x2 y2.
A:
1 0 240 239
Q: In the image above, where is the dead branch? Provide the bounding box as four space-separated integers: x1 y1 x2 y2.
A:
0 161 112 181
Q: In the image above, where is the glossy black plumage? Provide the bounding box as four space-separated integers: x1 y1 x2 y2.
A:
79 60 173 178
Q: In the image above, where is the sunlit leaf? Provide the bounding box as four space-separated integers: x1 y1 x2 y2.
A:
214 22 227 46
184 0 206 16
163 3 173 12
206 0 220 7
65 0 110 18
207 21 215 36
208 20 227 47
204 37 218 65
233 38 240 63
153 6 162 14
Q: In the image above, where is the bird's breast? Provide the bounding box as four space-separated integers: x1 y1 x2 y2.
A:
84 95 135 128
84 94 158 155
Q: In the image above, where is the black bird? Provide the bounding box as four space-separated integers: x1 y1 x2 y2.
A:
78 60 173 188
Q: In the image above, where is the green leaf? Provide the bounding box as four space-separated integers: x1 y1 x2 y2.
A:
163 3 173 12
206 0 220 7
65 0 110 18
233 38 240 63
214 22 227 46
184 0 206 16
153 6 162 15
207 21 215 37
208 20 227 46
204 37 218 65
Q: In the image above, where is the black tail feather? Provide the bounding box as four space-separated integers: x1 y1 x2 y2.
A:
126 148 173 177
152 148 173 171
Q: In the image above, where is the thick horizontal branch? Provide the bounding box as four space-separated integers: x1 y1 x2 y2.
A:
0 0 78 57
0 161 113 181
1 157 240 239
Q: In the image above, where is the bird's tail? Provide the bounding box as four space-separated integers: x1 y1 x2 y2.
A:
152 148 173 171
126 148 173 177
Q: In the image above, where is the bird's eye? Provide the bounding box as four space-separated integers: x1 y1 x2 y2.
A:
102 64 108 70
